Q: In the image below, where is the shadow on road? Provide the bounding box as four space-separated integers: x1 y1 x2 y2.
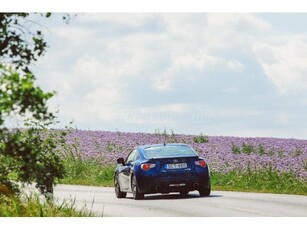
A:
127 193 223 200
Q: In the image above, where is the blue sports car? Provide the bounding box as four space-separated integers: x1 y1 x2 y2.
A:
114 143 211 200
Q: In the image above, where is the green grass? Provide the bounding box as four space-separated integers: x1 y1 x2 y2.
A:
0 194 93 217
60 157 115 186
59 159 307 195
211 170 307 195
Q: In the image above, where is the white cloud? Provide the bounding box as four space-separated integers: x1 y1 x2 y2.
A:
82 103 210 126
205 13 271 51
151 51 244 91
76 13 158 27
55 26 97 44
199 14 307 94
207 14 271 32
33 13 307 139
254 38 307 93
214 108 261 118
85 87 122 107
38 13 263 120
72 54 140 81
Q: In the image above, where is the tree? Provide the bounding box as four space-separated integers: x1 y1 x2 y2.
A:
0 13 65 196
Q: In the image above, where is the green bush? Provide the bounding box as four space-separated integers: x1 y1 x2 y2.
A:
193 133 209 143
241 143 254 155
231 143 241 154
0 125 66 196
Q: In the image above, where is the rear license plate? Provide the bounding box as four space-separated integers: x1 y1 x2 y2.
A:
169 183 186 187
166 163 187 169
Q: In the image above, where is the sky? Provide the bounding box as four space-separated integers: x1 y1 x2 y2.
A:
29 13 307 139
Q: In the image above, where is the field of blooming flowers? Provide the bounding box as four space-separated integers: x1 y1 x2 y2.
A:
59 129 307 183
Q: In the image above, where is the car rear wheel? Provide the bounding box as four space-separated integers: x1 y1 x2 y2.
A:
114 175 127 198
198 185 211 197
131 175 144 200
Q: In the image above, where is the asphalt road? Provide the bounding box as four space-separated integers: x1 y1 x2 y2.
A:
52 184 307 217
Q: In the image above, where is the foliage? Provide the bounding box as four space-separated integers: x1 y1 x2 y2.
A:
0 13 50 74
231 143 241 154
0 123 66 195
0 64 55 125
241 142 254 155
258 144 265 156
231 143 255 155
193 133 209 143
0 13 66 197
0 194 92 217
60 155 115 187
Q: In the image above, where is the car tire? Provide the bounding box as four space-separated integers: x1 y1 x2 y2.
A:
114 175 127 198
131 175 144 200
198 185 211 197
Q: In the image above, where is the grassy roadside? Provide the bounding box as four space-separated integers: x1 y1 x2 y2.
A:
60 157 115 187
3 159 305 216
211 171 307 195
0 194 93 217
60 159 307 196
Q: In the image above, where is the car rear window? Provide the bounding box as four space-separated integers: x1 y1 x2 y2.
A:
143 145 198 158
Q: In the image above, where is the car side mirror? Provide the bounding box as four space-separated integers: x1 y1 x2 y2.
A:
117 157 125 165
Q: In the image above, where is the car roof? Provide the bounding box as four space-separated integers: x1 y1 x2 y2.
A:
137 143 190 150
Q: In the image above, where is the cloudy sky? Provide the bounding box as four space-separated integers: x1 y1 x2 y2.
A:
31 13 307 139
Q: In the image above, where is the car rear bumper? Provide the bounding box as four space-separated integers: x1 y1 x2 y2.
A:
136 170 210 194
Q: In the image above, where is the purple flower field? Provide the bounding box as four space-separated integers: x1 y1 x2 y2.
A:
61 130 307 182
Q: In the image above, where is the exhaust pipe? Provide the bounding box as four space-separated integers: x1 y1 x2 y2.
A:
193 183 199 188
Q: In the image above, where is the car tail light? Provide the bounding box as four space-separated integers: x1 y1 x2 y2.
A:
195 159 206 167
141 163 156 171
